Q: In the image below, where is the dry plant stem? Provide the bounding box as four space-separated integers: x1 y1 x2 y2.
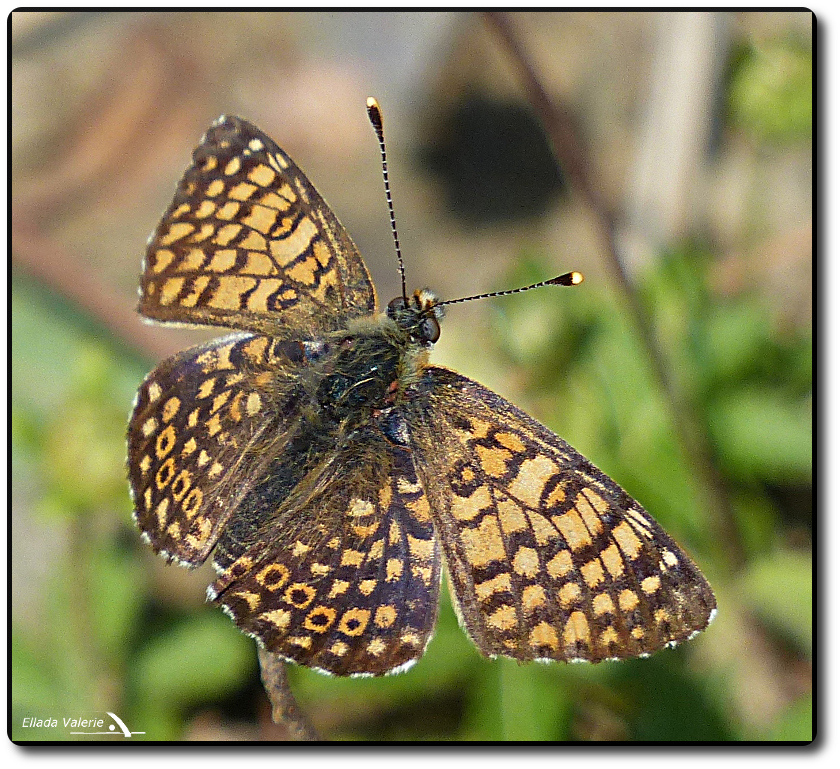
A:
484 12 743 569
258 647 320 741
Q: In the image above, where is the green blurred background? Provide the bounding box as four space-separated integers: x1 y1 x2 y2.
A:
11 11 811 742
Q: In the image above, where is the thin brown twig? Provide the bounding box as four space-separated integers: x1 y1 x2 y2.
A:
484 11 743 569
258 647 320 741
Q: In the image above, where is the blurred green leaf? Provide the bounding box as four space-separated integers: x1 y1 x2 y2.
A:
741 549 812 655
130 612 255 710
766 694 812 742
708 389 811 482
729 37 812 142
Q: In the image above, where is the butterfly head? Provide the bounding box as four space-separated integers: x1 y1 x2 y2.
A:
386 289 443 346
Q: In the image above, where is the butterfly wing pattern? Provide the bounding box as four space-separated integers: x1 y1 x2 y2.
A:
129 112 715 677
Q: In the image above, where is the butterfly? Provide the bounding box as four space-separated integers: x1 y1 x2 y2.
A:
127 100 715 677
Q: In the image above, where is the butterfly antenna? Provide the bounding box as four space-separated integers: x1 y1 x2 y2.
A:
367 97 408 303
434 271 584 309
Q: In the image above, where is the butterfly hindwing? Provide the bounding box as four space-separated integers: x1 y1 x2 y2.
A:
128 333 309 566
209 436 442 676
402 366 716 663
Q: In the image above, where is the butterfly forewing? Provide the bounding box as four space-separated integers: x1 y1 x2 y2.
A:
140 115 376 336
403 367 716 663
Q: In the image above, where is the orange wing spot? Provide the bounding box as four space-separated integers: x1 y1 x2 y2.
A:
284 583 316 609
243 250 276 275
358 579 377 596
612 521 643 560
232 590 260 611
207 276 258 310
509 455 558 507
592 592 615 616
270 216 317 267
654 608 671 624
546 549 573 579
304 606 336 633
215 201 240 220
196 377 216 398
476 445 511 478
619 589 640 612
527 512 561 546
239 231 268 253
158 277 185 305
329 641 349 657
553 508 593 551
150 249 175 274
494 431 525 453
291 540 311 557
155 456 176 486
558 581 582 608
522 584 547 613
451 484 492 522
287 256 319 286
407 495 432 522
260 608 291 632
207 249 238 273
245 392 262 416
248 163 276 187
205 178 225 197
154 497 169 527
512 546 540 577
460 514 507 567
378 483 393 510
574 491 605 536
258 191 291 211
328 580 349 598
631 626 645 640
241 205 278 236
600 626 620 647
563 611 591 648
338 608 371 637
497 499 528 535
366 639 387 657
385 558 404 582
581 557 606 588
139 455 152 475
194 200 216 219
375 605 398 628
170 470 191 501
340 549 365 567
158 221 195 245
544 482 567 507
530 621 559 651
662 549 680 568
213 223 242 246
641 575 661 594
141 417 158 437
351 521 380 539
182 487 203 518
224 156 242 176
486 604 517 631
600 543 625 578
407 534 436 562
181 275 211 307
475 572 513 601
211 390 231 414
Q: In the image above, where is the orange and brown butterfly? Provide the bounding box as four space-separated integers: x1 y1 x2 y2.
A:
127 98 715 677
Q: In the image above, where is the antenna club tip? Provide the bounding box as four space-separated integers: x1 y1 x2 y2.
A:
547 271 584 286
366 97 383 129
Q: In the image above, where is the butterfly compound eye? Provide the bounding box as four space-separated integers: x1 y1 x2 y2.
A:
387 296 407 319
419 315 440 343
